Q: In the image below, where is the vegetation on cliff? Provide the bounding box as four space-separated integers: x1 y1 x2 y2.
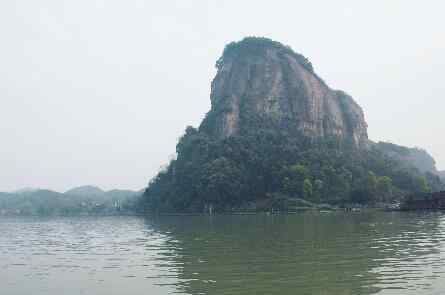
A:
142 38 443 213
143 124 442 212
215 37 314 73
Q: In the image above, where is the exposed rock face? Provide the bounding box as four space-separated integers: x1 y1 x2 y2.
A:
201 38 368 148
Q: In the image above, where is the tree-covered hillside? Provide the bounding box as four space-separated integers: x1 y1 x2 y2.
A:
0 188 141 216
375 142 439 174
143 126 442 213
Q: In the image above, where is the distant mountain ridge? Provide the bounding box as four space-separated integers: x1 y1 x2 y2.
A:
5 185 141 197
13 187 40 194
65 185 105 196
375 142 440 174
0 185 142 216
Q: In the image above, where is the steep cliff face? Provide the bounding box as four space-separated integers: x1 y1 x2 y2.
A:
200 38 368 148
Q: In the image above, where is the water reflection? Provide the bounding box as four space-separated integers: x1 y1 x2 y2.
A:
0 216 181 295
1 213 445 295
147 212 445 295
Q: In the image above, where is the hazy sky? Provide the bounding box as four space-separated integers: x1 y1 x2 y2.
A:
1 0 444 192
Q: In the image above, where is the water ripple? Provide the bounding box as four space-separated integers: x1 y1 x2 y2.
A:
1 213 445 294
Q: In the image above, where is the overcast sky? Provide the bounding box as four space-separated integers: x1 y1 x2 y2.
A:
1 0 444 192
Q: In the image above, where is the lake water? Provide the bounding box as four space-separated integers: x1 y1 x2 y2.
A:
1 212 445 295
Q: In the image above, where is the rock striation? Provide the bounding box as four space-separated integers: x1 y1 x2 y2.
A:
200 37 368 148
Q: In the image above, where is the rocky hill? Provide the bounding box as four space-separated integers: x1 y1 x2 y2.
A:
143 37 443 213
200 38 368 148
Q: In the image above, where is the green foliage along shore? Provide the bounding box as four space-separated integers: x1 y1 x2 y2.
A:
143 125 442 213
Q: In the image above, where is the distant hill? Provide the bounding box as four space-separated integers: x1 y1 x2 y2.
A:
0 189 68 215
375 142 444 189
375 142 439 174
13 187 40 194
65 185 105 197
0 186 142 216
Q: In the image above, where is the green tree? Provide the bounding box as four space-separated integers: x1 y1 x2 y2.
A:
200 157 245 210
376 176 393 202
303 179 313 200
143 117 444 212
416 176 431 193
283 164 311 198
289 164 310 179
366 172 378 194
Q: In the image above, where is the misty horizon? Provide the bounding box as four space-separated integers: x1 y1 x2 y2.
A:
1 1 444 192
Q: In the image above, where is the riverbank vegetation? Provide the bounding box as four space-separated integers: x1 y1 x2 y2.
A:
143 126 443 213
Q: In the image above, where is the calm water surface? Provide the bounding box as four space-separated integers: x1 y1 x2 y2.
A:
1 212 445 295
